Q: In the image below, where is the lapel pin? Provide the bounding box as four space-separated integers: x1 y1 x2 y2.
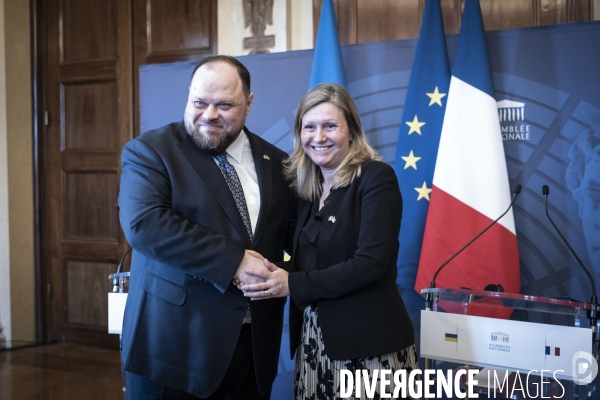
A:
263 155 270 160
328 216 336 223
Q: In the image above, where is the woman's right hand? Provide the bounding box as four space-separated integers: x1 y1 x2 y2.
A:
241 259 290 300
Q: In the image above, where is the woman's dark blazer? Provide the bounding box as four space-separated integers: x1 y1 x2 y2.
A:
287 160 415 360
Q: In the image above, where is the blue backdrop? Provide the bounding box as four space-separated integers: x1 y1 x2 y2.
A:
139 21 600 398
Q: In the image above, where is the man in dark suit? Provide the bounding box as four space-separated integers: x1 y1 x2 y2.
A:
118 55 296 399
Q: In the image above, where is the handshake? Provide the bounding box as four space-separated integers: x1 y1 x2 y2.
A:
232 250 290 300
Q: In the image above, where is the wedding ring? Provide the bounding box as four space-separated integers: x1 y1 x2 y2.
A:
264 290 270 297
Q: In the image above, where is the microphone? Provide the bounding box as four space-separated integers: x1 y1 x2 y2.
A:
112 246 132 292
542 185 598 338
425 184 522 310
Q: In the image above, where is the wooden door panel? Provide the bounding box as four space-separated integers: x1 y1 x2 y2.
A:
62 82 119 150
65 261 115 328
63 172 120 241
61 0 117 63
147 0 214 58
62 243 123 262
59 62 117 82
60 152 120 171
136 0 217 64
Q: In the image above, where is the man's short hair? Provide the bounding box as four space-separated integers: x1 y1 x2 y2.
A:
190 55 251 97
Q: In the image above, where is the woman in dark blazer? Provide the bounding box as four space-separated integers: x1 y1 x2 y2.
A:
241 83 418 399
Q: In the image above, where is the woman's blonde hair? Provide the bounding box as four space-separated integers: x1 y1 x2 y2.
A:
285 83 381 200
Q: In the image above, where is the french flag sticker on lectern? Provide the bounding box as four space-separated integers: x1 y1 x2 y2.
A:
415 0 520 318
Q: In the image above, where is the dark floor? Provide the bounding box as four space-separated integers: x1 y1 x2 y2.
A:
0 342 123 399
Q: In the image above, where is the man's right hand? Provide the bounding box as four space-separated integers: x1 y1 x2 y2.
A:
233 250 268 286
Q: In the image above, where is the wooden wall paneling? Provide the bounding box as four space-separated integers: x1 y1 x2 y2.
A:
533 0 542 26
356 0 424 42
147 0 213 58
312 0 461 45
312 0 323 44
576 0 592 22
441 0 463 35
312 0 358 46
480 0 535 30
540 0 592 25
312 0 592 48
313 0 462 45
541 0 564 27
562 0 590 22
313 0 422 45
335 0 358 46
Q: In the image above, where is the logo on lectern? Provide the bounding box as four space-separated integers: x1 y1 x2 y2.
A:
491 331 509 343
489 331 511 352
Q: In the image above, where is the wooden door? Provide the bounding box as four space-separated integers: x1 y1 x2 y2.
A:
41 0 133 346
38 0 217 347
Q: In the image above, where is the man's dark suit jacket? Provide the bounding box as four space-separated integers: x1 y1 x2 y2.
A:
118 121 295 398
287 161 415 360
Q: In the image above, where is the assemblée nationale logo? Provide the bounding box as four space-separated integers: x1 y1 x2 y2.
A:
489 331 510 352
497 100 531 141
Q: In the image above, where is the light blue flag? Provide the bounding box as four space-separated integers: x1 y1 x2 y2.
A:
309 0 346 89
393 0 451 289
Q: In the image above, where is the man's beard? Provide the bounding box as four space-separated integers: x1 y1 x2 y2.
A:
185 119 240 155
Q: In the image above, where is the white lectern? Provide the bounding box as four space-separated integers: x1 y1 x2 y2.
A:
421 288 598 399
108 271 130 400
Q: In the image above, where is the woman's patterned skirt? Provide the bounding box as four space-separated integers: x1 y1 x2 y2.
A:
294 304 421 400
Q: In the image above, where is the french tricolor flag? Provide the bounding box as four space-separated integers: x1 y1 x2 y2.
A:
414 0 520 316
